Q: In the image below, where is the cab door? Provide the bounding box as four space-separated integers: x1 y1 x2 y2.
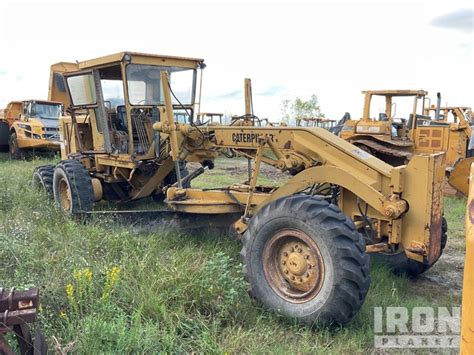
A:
63 70 112 153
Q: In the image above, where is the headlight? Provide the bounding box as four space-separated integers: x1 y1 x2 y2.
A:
18 124 32 131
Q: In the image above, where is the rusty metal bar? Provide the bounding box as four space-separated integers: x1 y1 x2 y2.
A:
0 288 39 312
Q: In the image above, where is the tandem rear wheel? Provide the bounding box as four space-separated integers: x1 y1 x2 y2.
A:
52 159 94 214
241 195 370 326
32 165 55 198
372 217 448 277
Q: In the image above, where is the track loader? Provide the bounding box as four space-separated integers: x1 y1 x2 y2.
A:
339 90 474 194
34 52 447 326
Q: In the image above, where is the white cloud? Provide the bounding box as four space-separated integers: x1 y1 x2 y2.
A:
431 8 473 33
0 0 472 120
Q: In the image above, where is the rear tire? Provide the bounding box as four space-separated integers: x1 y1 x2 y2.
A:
372 217 448 277
33 165 55 198
53 159 94 213
0 121 9 152
241 195 370 326
9 132 24 160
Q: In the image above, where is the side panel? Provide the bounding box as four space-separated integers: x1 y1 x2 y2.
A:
58 116 94 158
414 126 448 154
401 153 445 263
445 129 468 168
461 163 474 354
5 102 22 125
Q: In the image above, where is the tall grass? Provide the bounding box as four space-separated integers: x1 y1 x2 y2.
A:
0 155 463 353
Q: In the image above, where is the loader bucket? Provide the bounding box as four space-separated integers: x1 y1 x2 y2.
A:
448 157 474 196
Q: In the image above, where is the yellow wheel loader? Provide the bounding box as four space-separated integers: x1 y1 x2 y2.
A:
0 100 62 159
35 52 447 326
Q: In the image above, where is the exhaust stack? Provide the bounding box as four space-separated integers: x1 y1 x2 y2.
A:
435 92 441 120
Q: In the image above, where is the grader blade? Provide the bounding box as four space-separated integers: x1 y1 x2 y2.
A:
448 157 474 196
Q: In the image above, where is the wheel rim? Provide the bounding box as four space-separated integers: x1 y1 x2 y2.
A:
58 178 72 211
263 229 325 303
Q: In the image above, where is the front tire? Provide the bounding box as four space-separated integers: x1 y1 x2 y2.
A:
53 159 94 213
241 195 370 326
9 132 24 160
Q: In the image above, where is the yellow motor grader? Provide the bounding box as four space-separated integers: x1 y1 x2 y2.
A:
34 52 447 326
339 90 473 194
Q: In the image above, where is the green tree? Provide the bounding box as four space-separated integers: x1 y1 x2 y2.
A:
280 95 324 124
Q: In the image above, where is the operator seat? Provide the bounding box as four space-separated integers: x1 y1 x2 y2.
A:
115 105 128 131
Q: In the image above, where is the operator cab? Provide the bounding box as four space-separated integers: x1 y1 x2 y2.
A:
361 90 429 138
60 52 205 158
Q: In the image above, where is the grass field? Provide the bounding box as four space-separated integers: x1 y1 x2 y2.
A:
0 155 466 353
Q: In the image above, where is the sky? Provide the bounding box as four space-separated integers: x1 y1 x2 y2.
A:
0 0 472 121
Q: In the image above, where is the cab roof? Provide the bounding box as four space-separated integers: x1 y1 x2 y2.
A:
427 106 472 110
8 100 63 105
76 51 205 70
362 90 428 97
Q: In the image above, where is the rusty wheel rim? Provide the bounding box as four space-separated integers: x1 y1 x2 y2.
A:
263 229 325 303
58 178 71 211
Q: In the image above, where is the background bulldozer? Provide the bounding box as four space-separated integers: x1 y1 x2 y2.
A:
339 90 473 194
35 51 447 327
